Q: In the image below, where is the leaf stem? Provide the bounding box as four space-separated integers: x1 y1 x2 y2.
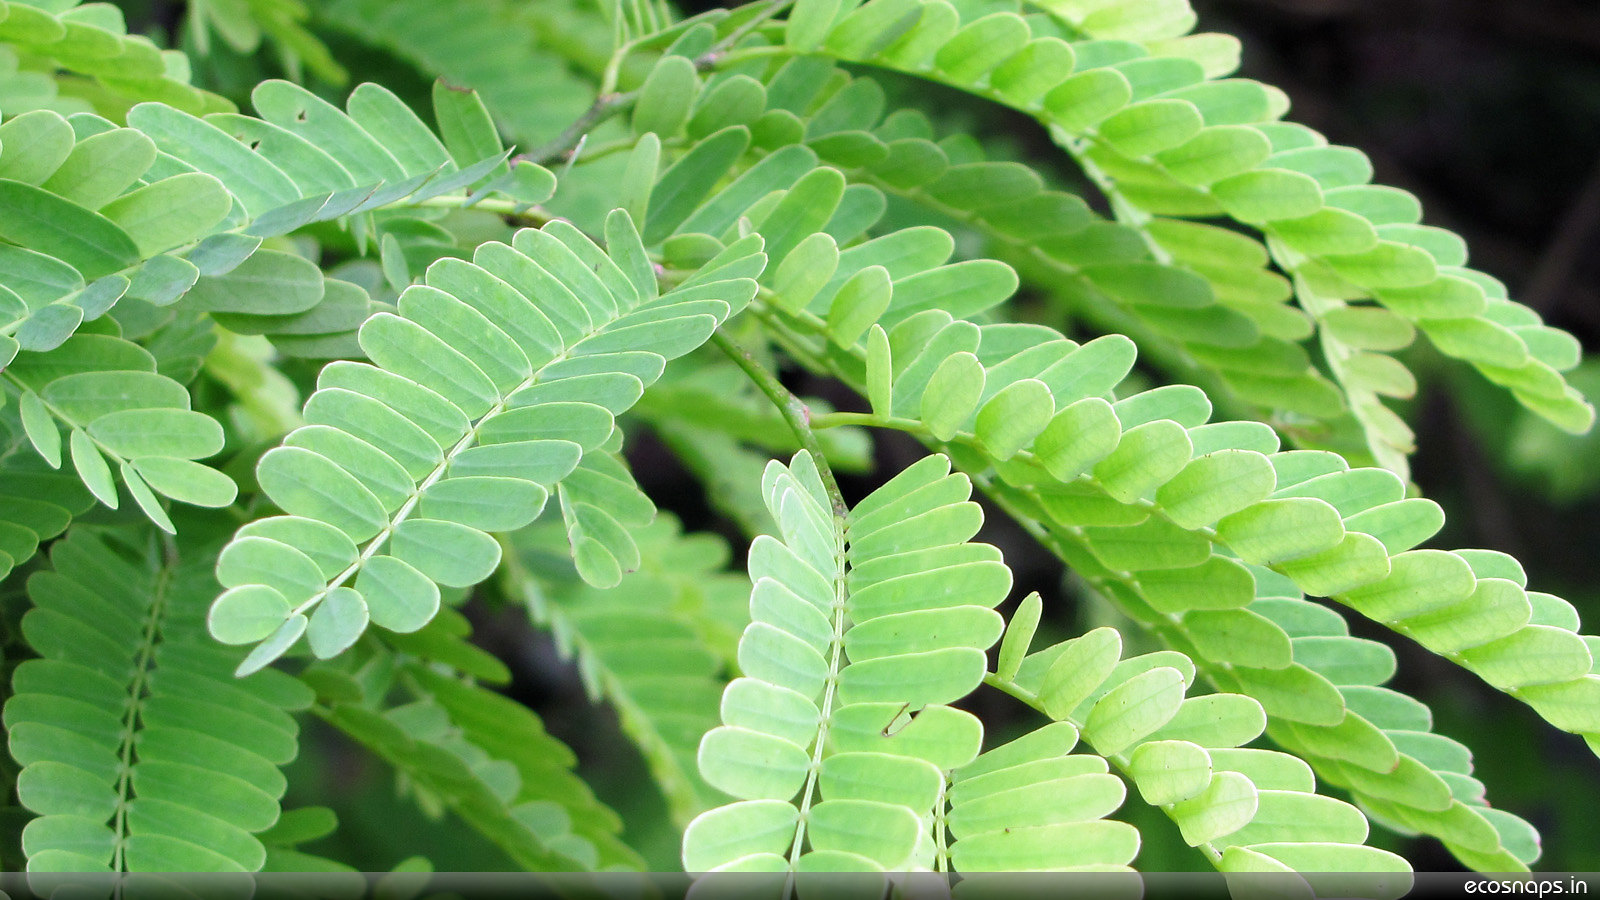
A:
110 539 174 872
528 90 641 166
580 0 791 162
404 193 555 226
810 410 920 432
697 0 795 65
705 44 791 68
711 330 848 518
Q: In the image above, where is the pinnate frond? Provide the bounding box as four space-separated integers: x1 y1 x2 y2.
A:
1 79 535 364
308 644 640 870
684 451 1004 873
207 212 761 674
6 528 312 872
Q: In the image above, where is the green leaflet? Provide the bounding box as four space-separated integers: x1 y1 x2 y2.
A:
0 178 140 277
920 351 984 441
1038 628 1124 720
1156 449 1276 529
1211 169 1324 222
974 378 1052 460
98 172 232 258
1217 498 1345 566
1098 98 1205 157
1092 419 1192 502
633 54 700 138
827 265 893 348
645 126 752 244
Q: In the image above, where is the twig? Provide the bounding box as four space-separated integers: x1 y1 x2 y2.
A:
405 193 554 227
695 0 795 67
712 330 849 518
536 0 791 169
527 90 640 166
543 0 795 172
1524 149 1600 313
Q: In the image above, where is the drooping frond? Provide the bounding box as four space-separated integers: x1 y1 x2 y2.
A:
764 0 1593 462
506 514 748 825
306 640 641 870
1236 581 1542 870
755 293 1583 864
741 243 1600 779
6 527 312 871
206 212 761 674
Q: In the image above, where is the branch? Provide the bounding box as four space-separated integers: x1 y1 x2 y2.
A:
1524 148 1600 313
563 0 794 163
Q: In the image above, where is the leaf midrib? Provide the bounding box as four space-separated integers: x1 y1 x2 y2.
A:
110 545 171 873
